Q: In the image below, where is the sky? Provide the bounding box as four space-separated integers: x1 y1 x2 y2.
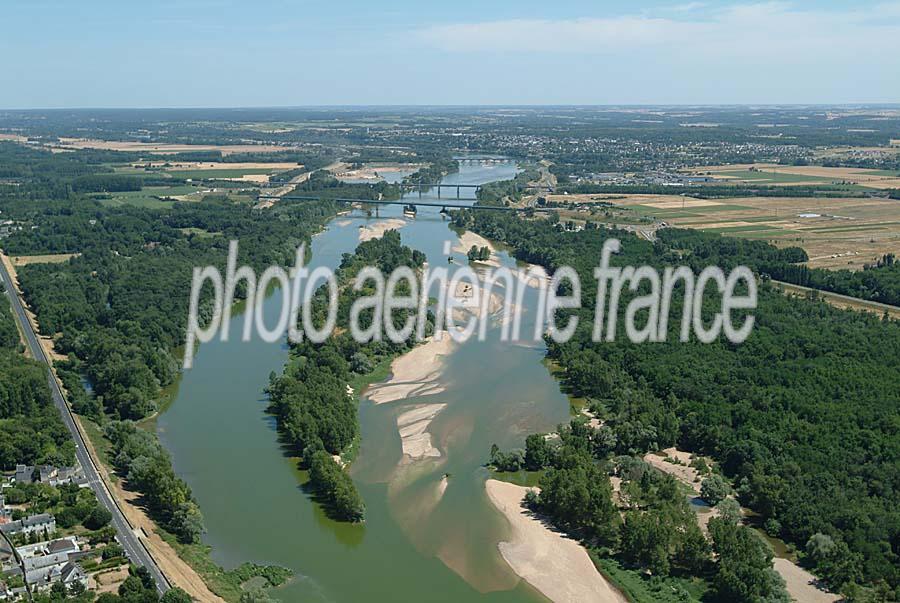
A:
2 0 900 108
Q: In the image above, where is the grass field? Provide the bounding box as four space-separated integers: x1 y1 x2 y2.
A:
685 163 900 189
555 193 900 270
167 168 278 180
11 253 79 266
99 185 205 208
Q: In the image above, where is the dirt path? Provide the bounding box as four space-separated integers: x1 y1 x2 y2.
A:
644 447 839 603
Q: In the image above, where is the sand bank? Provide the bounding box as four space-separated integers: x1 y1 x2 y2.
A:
358 218 407 242
454 231 501 267
485 480 628 603
397 403 447 459
366 334 456 404
773 559 840 603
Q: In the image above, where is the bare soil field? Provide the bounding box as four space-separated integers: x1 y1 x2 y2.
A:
48 138 296 156
595 193 900 270
683 163 900 189
335 163 422 181
133 161 302 171
11 253 79 266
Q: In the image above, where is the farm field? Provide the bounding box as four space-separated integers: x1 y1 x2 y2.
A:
10 253 79 266
98 185 209 208
46 137 296 155
683 163 900 189
551 193 900 270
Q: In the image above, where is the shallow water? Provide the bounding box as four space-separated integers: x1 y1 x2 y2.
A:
158 159 572 602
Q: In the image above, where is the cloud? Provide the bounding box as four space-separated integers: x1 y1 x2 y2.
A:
416 2 900 59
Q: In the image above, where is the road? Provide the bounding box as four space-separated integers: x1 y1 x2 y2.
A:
0 256 170 595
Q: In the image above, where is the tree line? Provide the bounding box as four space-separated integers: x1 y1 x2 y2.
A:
461 205 900 599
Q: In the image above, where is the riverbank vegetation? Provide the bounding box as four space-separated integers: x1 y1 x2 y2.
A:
462 206 900 600
1 146 344 595
266 231 429 522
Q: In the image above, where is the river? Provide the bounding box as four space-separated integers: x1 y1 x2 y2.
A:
157 159 572 602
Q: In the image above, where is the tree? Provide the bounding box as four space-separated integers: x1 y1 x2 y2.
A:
68 580 87 597
84 505 113 530
700 474 730 506
709 517 790 603
307 451 365 522
524 434 554 470
170 501 204 544
161 588 193 603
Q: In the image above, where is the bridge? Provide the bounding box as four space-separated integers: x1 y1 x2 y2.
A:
395 182 554 198
261 194 553 213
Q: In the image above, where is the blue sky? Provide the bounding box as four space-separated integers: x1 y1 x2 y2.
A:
2 0 899 108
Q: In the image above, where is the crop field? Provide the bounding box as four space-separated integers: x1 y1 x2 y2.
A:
553 193 900 270
165 168 278 181
99 185 208 208
684 163 900 189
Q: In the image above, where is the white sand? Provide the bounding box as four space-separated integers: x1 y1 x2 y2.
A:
366 334 456 404
643 448 703 493
396 403 447 459
485 480 628 603
454 231 502 267
773 559 840 603
358 218 407 242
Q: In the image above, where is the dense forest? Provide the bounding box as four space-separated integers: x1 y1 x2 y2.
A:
266 231 428 522
456 207 900 599
0 283 75 471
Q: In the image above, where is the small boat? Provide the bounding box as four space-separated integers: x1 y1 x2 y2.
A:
403 204 417 217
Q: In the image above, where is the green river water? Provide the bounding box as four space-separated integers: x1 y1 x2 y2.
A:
157 160 572 602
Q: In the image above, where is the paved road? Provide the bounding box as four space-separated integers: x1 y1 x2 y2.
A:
0 257 170 595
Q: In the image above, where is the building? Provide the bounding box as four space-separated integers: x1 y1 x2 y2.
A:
11 464 88 488
0 513 56 537
25 561 87 593
15 537 86 594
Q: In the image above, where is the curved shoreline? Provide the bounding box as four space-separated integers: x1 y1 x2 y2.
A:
485 479 628 603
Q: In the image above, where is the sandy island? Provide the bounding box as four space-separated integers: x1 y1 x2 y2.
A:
454 231 502 268
397 403 447 459
358 218 407 242
485 480 627 603
366 333 456 404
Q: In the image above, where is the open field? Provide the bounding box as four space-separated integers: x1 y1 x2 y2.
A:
46 137 297 155
10 253 79 266
335 163 422 181
165 168 280 182
553 193 900 270
683 163 900 189
98 185 209 208
773 280 900 319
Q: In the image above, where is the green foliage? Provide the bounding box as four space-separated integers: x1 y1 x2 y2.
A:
105 421 203 543
461 207 900 591
0 350 74 469
709 518 791 603
84 504 113 529
267 231 426 520
72 174 143 193
533 446 619 546
159 588 192 603
700 475 730 506
307 451 365 522
466 245 490 262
